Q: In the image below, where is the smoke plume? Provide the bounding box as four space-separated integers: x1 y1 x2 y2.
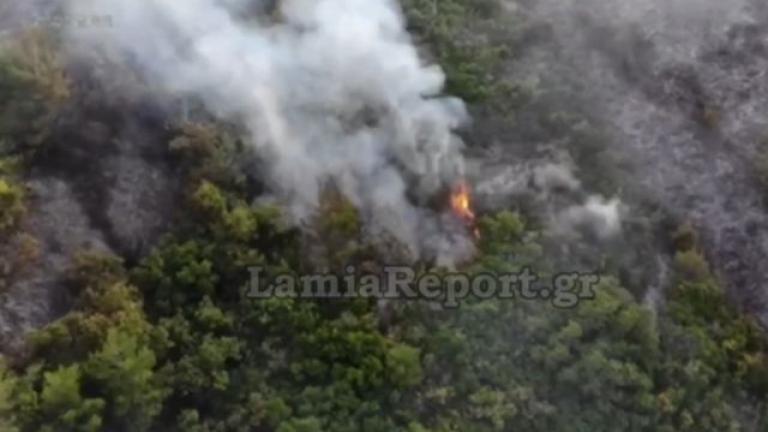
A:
64 0 470 260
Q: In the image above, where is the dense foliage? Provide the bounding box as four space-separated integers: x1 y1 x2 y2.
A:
1 2 768 431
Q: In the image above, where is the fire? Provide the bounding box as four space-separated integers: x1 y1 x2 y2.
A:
450 181 480 239
451 182 475 221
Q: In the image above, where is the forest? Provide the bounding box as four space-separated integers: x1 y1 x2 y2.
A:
2 0 768 431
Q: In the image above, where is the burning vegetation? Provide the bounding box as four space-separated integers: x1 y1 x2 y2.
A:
450 180 480 239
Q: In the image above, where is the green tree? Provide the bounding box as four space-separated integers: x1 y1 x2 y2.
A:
36 365 105 432
0 29 70 153
0 361 19 432
0 178 25 233
84 326 166 431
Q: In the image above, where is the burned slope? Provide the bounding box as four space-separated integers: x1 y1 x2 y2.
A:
0 62 183 355
405 0 768 319
30 85 182 261
487 0 768 321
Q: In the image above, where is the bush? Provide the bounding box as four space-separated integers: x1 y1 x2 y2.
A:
755 148 768 191
0 178 25 233
0 29 70 154
673 249 711 283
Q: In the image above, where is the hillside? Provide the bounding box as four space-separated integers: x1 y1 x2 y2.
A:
1 1 768 431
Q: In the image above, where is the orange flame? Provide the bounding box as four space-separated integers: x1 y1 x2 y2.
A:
450 181 480 239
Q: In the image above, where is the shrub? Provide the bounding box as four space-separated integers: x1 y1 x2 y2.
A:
0 178 25 233
0 29 70 153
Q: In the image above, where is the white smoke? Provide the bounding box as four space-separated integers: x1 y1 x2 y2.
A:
556 196 623 240
473 158 623 240
64 0 469 258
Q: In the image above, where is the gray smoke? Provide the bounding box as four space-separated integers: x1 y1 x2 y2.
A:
473 158 624 241
64 0 470 260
